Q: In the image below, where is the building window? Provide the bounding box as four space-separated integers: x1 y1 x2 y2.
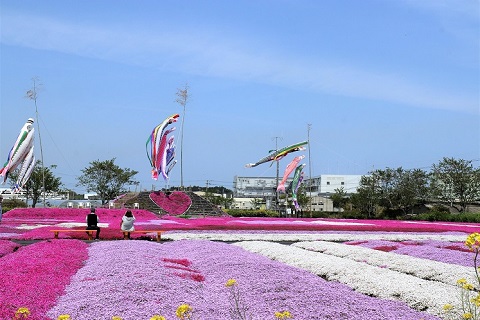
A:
327 182 330 185
341 182 344 185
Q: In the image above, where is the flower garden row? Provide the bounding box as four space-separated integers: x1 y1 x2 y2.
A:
2 207 479 241
1 208 480 319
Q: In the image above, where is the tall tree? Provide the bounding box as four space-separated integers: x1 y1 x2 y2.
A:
77 158 139 205
176 83 190 189
355 167 429 216
331 187 348 210
430 158 480 212
9 160 62 207
396 168 429 214
352 175 380 217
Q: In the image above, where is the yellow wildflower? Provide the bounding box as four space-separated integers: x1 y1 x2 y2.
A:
176 304 193 319
442 304 454 311
275 310 293 319
463 283 475 291
150 315 166 320
465 233 480 250
463 312 473 319
57 315 71 320
471 294 480 307
225 278 237 287
457 278 468 285
14 307 31 319
112 317 123 320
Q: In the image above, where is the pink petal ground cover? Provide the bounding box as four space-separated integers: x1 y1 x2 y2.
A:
149 191 192 215
346 239 473 267
47 240 439 320
2 208 161 240
0 240 20 257
0 240 88 319
3 208 480 242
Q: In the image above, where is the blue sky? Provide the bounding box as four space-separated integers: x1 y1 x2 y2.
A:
1 0 479 193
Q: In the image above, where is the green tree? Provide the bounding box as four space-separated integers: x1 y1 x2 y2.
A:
430 158 480 213
250 198 262 209
296 185 310 209
396 168 429 214
9 160 62 208
77 158 139 205
354 167 429 216
331 187 348 210
352 175 380 217
374 167 429 215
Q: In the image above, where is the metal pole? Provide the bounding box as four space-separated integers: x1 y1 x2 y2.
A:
272 136 282 216
27 78 46 207
307 124 312 217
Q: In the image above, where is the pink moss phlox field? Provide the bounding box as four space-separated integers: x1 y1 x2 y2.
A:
0 240 88 319
2 208 162 241
2 209 480 239
158 216 480 233
46 240 440 320
346 239 473 267
149 191 192 215
394 244 473 267
0 240 20 258
4 208 159 222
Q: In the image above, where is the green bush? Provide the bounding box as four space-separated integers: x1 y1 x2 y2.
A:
406 211 480 223
225 209 279 217
1 199 27 213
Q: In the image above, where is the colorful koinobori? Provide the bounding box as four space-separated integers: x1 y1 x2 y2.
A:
287 163 306 209
0 118 36 190
277 155 305 193
146 114 179 181
244 140 308 168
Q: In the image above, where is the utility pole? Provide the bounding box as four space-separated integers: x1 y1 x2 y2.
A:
307 124 312 217
205 179 211 194
26 78 46 207
176 83 189 190
272 136 282 216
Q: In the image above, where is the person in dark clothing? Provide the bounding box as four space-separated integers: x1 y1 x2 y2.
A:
86 207 100 240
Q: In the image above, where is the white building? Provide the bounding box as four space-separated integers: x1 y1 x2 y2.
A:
233 174 363 198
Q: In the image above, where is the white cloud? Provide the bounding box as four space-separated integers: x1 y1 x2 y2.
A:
2 10 478 114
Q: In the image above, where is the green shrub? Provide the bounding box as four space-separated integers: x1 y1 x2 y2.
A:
225 209 279 217
1 199 27 213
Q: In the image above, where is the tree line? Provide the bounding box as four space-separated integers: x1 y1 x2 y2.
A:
331 157 480 216
4 157 479 215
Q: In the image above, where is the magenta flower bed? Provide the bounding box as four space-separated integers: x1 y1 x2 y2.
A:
149 191 192 215
2 208 161 241
0 240 88 319
0 240 20 258
46 240 439 320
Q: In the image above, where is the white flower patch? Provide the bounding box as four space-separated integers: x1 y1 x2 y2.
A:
234 240 460 318
16 224 51 230
0 232 19 238
293 241 476 288
136 219 184 225
163 232 466 243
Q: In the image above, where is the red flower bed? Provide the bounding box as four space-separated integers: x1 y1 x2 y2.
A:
373 245 398 252
149 191 192 215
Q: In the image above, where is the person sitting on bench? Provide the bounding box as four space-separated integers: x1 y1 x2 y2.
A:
121 210 136 239
86 207 101 240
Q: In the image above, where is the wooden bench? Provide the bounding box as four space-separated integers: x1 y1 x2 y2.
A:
51 230 98 240
122 230 164 242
